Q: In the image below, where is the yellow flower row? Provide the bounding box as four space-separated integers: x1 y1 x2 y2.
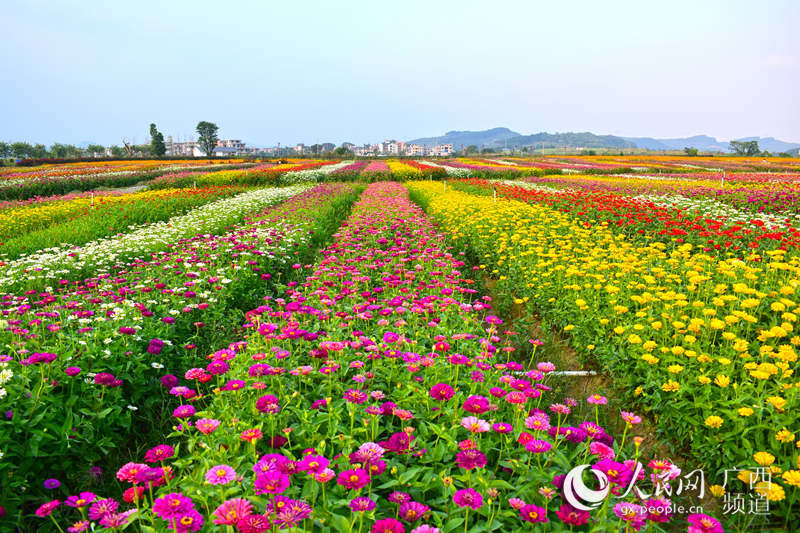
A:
407 181 800 474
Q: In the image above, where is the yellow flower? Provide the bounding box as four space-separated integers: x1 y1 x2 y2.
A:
782 470 800 487
613 326 625 335
738 407 754 417
705 415 723 429
628 334 642 344
753 452 775 466
776 428 796 443
738 470 758 484
564 324 575 331
698 376 711 385
668 364 684 374
754 481 785 501
767 396 787 411
709 484 725 497
634 386 643 396
714 374 730 388
661 380 680 393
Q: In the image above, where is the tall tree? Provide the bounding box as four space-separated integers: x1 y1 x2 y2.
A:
109 145 126 157
87 144 105 156
149 124 166 156
0 142 11 158
729 140 760 156
196 121 219 156
11 142 34 159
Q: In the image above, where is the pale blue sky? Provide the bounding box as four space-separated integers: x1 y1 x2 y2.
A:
1 0 798 146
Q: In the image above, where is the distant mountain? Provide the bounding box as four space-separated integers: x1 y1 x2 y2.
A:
407 127 520 148
733 137 800 154
621 135 727 152
504 132 635 149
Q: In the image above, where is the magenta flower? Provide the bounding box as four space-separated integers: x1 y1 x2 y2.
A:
255 394 281 414
152 492 194 520
213 498 253 525
519 504 548 524
254 471 291 494
555 503 590 526
462 395 490 414
613 502 647 527
687 513 724 533
350 497 377 512
34 499 60 517
388 492 411 504
65 492 97 508
525 440 553 454
429 383 454 401
144 444 175 463
453 489 483 510
371 518 405 533
88 498 118 520
65 366 82 376
238 514 272 533
455 449 487 470
206 465 237 485
399 501 429 522
338 468 370 490
172 404 196 418
43 478 61 489
299 455 330 474
587 394 608 405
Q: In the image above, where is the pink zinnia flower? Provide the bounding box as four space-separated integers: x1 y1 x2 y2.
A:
455 449 487 470
589 441 615 460
460 416 490 433
555 503 590 526
213 498 253 526
453 488 483 510
152 492 194 520
687 513 724 533
508 497 526 509
88 498 118 520
429 383 454 401
172 405 195 418
587 394 607 405
254 471 290 494
240 428 263 443
399 501 429 522
338 468 370 490
621 411 642 425
371 518 405 533
35 499 60 517
350 497 377 512
206 465 237 485
520 504 548 524
196 418 221 434
117 462 147 483
238 514 271 533
65 492 97 508
144 444 175 463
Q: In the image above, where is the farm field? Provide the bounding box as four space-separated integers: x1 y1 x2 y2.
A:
3 155 800 532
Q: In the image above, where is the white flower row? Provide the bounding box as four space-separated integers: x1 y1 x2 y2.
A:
281 161 354 183
0 185 308 290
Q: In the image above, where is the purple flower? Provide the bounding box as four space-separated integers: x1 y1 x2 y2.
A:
43 478 61 489
64 366 81 376
144 444 175 463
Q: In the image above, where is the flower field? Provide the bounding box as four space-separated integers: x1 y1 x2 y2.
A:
4 156 800 530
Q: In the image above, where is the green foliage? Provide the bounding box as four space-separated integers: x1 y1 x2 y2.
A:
684 147 699 156
466 144 479 154
196 120 219 156
149 123 167 156
729 139 761 156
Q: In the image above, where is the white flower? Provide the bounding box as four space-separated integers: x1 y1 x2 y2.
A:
151 362 164 369
127 405 138 411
